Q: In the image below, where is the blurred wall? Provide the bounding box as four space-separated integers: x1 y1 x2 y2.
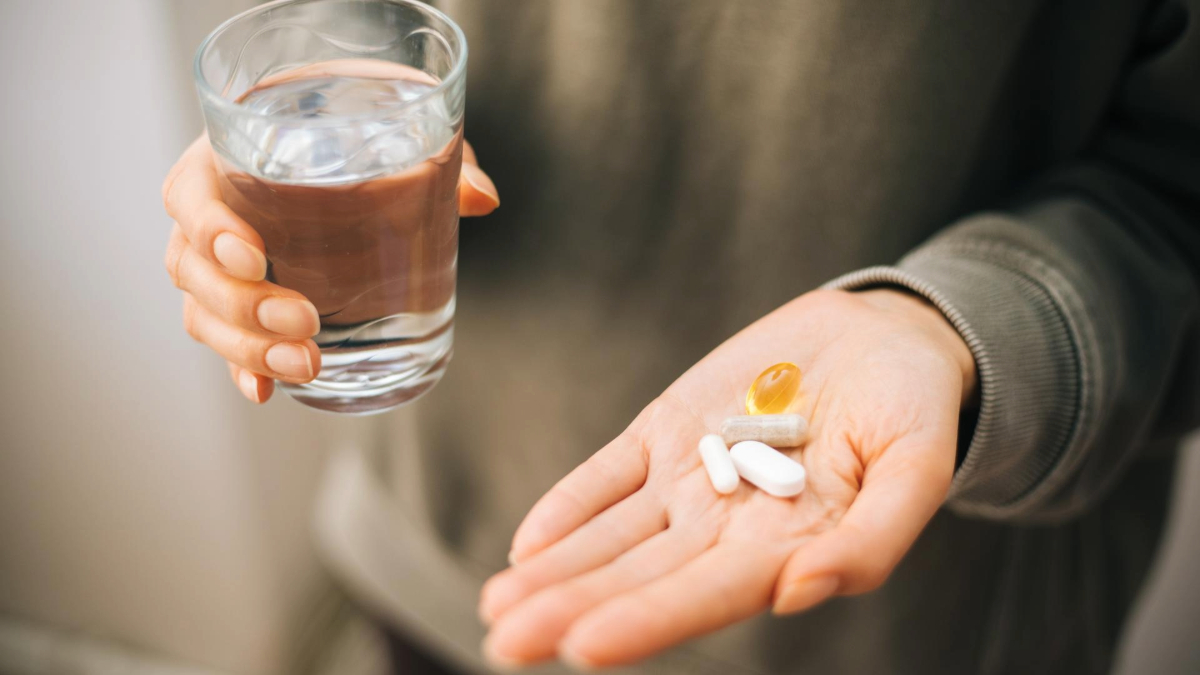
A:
0 1 386 673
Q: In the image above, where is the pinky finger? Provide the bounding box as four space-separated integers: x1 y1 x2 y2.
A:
228 361 274 403
182 293 320 384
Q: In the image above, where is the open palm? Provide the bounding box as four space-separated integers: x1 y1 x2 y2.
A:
479 288 975 669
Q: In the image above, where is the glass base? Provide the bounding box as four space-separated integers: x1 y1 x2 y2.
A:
281 325 453 415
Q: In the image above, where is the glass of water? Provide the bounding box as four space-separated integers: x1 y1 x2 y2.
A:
194 0 467 414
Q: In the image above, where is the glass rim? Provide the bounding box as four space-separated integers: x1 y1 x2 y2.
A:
193 0 468 126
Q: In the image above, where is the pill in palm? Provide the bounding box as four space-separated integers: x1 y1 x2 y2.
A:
746 362 803 415
697 434 740 495
729 441 806 497
720 414 808 447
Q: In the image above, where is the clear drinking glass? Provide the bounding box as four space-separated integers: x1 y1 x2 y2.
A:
194 0 467 414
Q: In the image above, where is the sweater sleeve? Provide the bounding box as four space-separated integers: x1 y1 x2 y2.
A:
825 0 1200 522
827 166 1198 522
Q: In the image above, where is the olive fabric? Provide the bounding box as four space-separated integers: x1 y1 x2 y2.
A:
316 2 1200 673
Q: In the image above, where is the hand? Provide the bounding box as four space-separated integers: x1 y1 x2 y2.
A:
161 135 499 402
479 288 976 669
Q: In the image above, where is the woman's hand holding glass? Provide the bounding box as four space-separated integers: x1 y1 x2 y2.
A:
161 136 499 403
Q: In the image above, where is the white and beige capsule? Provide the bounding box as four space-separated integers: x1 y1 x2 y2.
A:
697 434 740 495
720 414 808 447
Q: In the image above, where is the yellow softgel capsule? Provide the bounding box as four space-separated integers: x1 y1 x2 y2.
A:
746 362 802 415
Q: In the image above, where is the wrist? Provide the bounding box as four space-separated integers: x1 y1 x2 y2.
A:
857 288 979 408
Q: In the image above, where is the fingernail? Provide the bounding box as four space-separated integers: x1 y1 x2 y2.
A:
558 643 599 671
257 297 320 337
507 550 518 566
265 343 314 380
773 575 839 615
213 232 267 281
462 163 500 207
238 370 261 403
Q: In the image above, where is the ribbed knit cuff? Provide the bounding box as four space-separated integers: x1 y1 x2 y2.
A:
824 235 1082 519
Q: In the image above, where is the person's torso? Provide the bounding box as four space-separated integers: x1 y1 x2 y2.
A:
376 2 1169 672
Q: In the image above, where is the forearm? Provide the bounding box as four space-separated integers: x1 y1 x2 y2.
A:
828 163 1200 522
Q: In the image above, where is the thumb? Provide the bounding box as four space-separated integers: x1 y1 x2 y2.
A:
459 140 499 216
772 433 953 615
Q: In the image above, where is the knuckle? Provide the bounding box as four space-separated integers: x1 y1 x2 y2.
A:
164 244 184 289
196 198 224 226
186 200 219 241
171 192 225 245
220 290 244 325
197 200 246 248
161 163 185 217
161 171 176 211
232 331 264 367
181 298 201 341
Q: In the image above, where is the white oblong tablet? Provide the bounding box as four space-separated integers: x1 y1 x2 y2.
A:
697 434 740 495
729 440 806 498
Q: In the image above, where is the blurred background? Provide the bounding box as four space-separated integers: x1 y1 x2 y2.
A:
0 1 1198 673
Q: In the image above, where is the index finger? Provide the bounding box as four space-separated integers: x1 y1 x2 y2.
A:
162 136 267 281
508 432 649 564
